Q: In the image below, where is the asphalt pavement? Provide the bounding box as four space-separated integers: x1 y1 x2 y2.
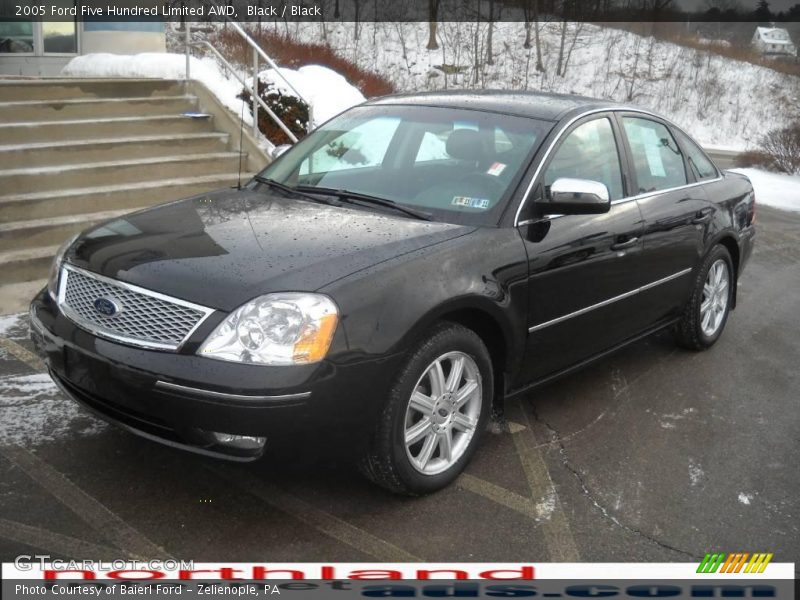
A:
0 206 797 567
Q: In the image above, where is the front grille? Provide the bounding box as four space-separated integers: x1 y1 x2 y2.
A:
58 265 213 351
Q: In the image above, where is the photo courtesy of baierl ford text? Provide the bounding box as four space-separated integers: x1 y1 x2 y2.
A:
0 0 797 598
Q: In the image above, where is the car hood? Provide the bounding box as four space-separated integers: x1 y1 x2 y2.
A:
67 189 474 311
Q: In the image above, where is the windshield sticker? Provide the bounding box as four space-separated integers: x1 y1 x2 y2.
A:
487 162 507 176
452 196 491 210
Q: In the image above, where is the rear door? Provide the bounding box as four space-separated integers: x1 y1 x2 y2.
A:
616 114 714 330
516 113 648 383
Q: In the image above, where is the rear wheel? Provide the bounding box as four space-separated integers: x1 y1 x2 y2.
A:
360 323 492 495
675 244 733 350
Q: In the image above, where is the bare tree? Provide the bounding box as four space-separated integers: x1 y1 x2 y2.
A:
523 0 545 72
427 0 441 50
556 18 567 76
486 0 496 65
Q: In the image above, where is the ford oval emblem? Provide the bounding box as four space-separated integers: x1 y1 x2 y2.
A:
94 297 121 317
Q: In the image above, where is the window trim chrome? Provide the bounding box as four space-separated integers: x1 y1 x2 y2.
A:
513 106 722 227
527 268 692 333
57 263 215 352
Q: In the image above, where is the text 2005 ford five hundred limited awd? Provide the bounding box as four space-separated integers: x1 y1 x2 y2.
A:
30 92 755 494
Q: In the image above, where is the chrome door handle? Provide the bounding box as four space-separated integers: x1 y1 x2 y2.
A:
611 237 639 251
692 209 714 224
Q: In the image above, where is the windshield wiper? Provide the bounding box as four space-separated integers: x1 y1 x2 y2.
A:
252 176 340 206
294 186 432 221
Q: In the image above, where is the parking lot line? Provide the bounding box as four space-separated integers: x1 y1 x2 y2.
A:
506 400 581 562
1 446 171 560
0 336 46 373
458 473 544 520
0 518 120 559
210 466 421 561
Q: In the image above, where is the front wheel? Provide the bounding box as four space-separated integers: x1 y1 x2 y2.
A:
675 244 734 350
360 323 492 495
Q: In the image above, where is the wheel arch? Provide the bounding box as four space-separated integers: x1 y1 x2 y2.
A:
709 233 741 309
399 298 520 413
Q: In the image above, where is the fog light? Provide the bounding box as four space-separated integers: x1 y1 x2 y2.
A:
211 433 266 450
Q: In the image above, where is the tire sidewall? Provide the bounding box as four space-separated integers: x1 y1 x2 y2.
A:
388 325 493 494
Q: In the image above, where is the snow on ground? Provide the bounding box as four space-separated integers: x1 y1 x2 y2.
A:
262 65 365 125
277 21 800 150
0 372 107 447
730 168 800 213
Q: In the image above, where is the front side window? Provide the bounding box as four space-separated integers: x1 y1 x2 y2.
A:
622 116 687 194
674 129 718 182
262 105 550 226
543 117 624 201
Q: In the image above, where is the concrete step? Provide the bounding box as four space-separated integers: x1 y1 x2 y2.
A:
0 245 59 284
0 133 231 168
0 114 215 144
0 78 187 102
0 173 250 222
0 152 245 195
0 279 46 315
0 209 131 252
0 95 198 122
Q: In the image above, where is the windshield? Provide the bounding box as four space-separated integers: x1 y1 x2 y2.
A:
256 104 551 226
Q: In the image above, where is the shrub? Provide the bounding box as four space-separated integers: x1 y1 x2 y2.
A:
734 149 774 170
238 79 310 145
755 123 800 174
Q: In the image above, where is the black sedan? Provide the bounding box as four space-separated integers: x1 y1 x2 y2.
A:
30 91 755 494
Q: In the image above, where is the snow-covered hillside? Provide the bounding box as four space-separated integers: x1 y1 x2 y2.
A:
279 21 799 151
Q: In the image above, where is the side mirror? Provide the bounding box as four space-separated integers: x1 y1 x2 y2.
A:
538 178 611 215
270 144 292 160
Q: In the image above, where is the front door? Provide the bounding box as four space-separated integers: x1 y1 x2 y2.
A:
516 114 647 384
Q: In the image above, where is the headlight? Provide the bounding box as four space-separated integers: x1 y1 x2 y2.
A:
198 293 338 366
47 234 79 301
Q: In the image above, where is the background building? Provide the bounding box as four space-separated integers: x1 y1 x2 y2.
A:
0 16 166 76
752 26 798 58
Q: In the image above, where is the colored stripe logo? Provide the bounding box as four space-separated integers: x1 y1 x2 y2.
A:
697 552 773 574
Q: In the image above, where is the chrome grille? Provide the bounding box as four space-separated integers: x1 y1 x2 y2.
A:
58 265 213 351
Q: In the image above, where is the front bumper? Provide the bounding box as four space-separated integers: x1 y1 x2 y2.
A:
30 289 400 461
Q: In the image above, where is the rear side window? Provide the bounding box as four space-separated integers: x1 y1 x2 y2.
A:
543 117 624 201
674 129 718 181
622 117 687 194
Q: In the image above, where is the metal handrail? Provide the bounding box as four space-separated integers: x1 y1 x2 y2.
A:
190 40 298 144
181 2 314 144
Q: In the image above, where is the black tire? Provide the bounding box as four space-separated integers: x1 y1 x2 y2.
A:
675 244 734 351
359 322 493 495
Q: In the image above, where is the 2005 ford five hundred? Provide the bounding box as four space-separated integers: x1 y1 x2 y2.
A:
30 91 756 494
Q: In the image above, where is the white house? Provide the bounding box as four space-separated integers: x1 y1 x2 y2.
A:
752 26 797 58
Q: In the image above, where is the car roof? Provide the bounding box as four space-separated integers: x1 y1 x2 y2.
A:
365 90 631 122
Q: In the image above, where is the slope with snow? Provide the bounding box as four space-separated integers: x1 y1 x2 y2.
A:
280 21 800 151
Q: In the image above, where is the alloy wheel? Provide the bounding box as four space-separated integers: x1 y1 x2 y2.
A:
403 351 482 475
700 259 730 337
